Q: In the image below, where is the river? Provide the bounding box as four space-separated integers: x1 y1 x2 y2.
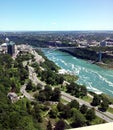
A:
42 49 113 97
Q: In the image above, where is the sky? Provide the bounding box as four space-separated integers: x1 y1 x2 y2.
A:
0 0 113 31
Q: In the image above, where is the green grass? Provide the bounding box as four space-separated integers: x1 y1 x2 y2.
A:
60 98 69 104
107 107 113 114
63 74 78 82
90 116 106 125
80 96 92 103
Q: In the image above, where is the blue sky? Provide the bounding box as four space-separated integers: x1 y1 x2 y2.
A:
0 0 113 31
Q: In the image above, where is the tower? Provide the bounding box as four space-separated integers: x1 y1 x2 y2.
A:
7 41 15 56
98 51 102 62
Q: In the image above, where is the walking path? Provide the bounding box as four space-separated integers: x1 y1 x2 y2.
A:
20 47 113 123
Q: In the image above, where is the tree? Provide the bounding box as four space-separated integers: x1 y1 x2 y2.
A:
26 101 32 114
57 102 65 112
38 91 46 102
80 85 87 97
91 94 101 106
100 99 109 111
60 105 71 119
10 78 17 92
44 85 53 100
86 108 96 121
71 108 86 128
51 88 61 101
26 80 33 91
46 120 52 130
80 104 88 114
69 100 79 110
66 82 76 94
49 107 58 118
54 120 65 130
33 104 42 122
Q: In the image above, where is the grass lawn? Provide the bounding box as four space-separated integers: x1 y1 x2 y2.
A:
90 116 106 125
60 98 69 104
107 107 113 114
63 74 78 82
80 96 92 103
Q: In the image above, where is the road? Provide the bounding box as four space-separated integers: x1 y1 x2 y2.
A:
20 65 46 101
21 64 113 123
28 65 46 88
20 47 113 123
20 83 35 101
61 91 113 122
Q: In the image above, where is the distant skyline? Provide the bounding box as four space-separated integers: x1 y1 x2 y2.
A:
0 0 113 31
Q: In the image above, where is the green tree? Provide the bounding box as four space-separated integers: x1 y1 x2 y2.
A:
100 99 109 111
60 104 71 119
54 120 65 130
71 108 86 128
49 106 58 118
69 99 79 110
66 82 76 94
33 104 42 122
46 120 52 130
38 91 46 102
44 85 53 100
51 88 61 101
91 94 101 106
80 85 87 97
86 108 96 121
19 116 37 130
26 101 32 114
9 112 20 129
26 80 33 91
57 102 65 112
80 104 88 114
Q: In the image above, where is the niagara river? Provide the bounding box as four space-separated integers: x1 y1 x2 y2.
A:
42 49 113 97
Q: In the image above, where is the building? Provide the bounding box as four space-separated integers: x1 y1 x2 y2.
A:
7 92 18 103
0 37 10 53
1 43 7 53
0 37 16 56
100 39 113 47
0 37 16 55
7 41 15 56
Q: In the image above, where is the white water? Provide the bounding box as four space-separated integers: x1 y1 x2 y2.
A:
43 49 113 97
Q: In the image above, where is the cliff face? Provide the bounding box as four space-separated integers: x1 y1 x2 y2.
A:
59 47 113 64
60 48 98 61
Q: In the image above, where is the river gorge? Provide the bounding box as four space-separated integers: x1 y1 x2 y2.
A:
42 49 113 97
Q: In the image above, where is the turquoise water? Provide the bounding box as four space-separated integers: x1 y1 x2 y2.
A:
42 49 113 97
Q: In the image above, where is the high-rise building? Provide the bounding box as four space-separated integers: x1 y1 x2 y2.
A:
7 41 15 56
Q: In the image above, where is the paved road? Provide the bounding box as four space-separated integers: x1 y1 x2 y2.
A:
20 65 46 101
20 64 46 101
20 83 34 101
61 91 113 122
20 47 113 123
28 65 46 88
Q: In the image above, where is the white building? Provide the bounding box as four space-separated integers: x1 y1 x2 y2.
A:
1 42 8 53
100 39 113 47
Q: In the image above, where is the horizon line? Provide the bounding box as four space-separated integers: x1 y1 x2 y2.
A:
0 30 113 32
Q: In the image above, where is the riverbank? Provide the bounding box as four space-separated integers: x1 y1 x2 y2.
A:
42 49 113 98
59 48 113 69
96 62 113 69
